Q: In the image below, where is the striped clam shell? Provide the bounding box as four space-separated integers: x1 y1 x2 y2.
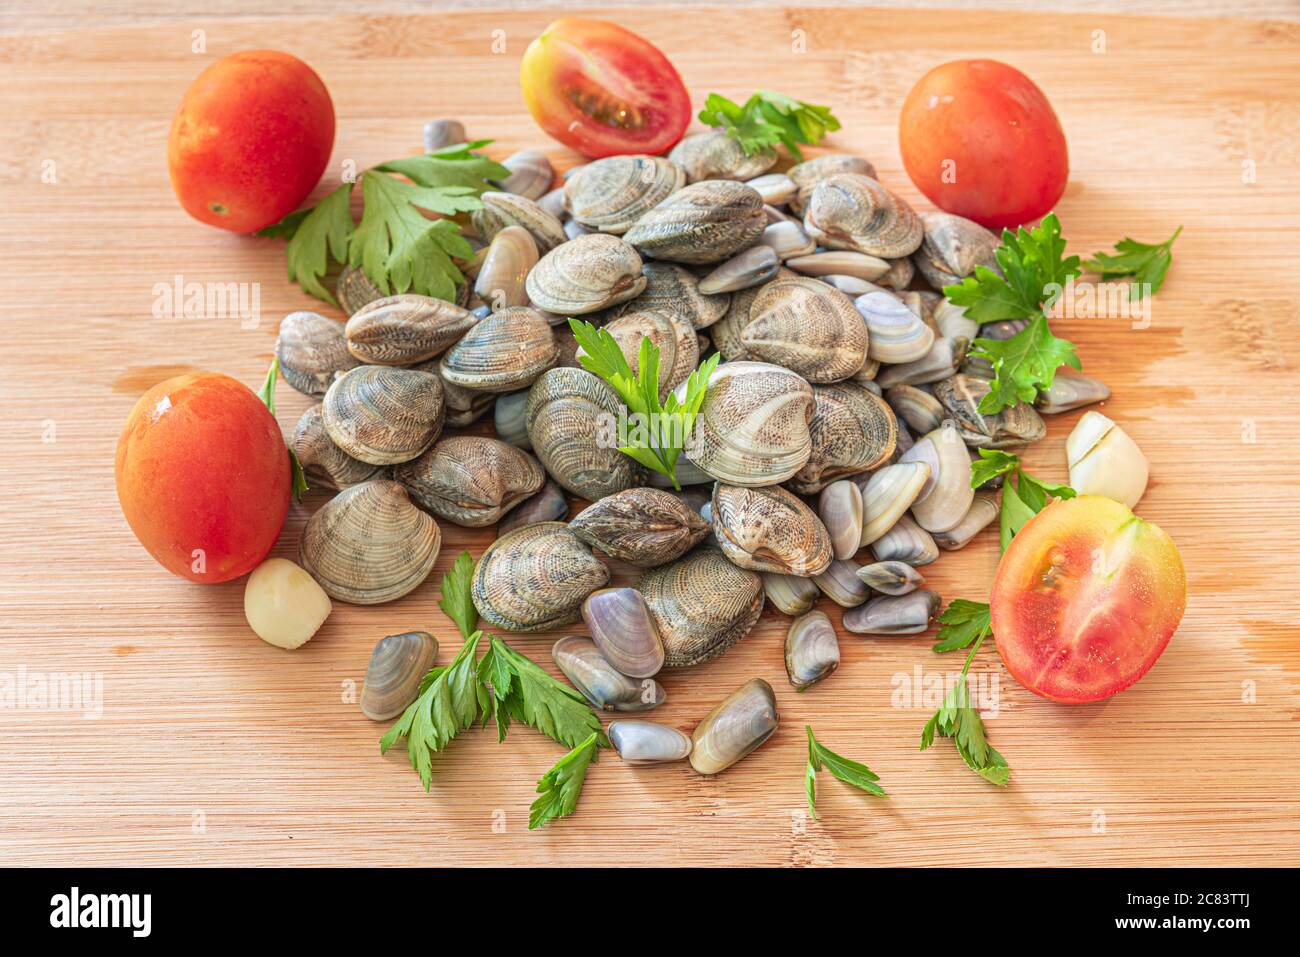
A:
345 294 478 366
438 305 558 393
804 173 923 259
564 155 685 234
393 435 545 528
710 483 834 577
471 191 566 252
471 522 610 632
787 153 878 214
322 365 444 466
789 381 898 494
668 131 778 183
638 548 764 668
741 275 868 383
611 261 730 330
525 233 646 315
624 180 767 265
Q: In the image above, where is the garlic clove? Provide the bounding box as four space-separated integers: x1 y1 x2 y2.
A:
1066 411 1149 508
244 557 333 650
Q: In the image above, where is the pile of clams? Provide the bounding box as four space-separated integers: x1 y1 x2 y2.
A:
274 122 1109 775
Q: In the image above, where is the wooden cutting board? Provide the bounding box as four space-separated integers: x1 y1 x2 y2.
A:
2 5 1298 867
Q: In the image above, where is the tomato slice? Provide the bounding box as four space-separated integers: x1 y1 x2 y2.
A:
990 495 1186 703
520 18 691 158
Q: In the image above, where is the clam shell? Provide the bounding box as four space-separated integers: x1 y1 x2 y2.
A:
498 479 569 534
787 251 891 282
336 265 385 317
498 148 554 201
698 245 781 295
645 455 715 489
345 294 478 366
813 559 870 607
747 172 797 205
933 300 979 341
322 365 444 466
932 374 1047 448
276 311 358 396
855 291 935 364
290 405 383 491
393 435 545 527
553 637 666 712
818 480 864 561
711 483 833 576
870 514 938 565
875 336 969 389
525 367 646 500
298 480 441 605
611 261 730 330
758 220 816 259
638 548 764 667
570 487 710 568
582 587 665 678
624 179 766 265
878 256 916 291
785 610 840 690
855 560 924 595
474 225 538 311
933 489 999 550
787 153 877 214
525 233 646 315
423 119 466 152
904 422 974 534
741 276 868 382
608 720 692 763
360 631 439 721
472 190 566 252
790 382 898 494
669 132 777 183
1035 369 1111 414
439 305 558 393
680 360 814 487
859 461 931 547
539 186 566 219
565 155 685 233
494 389 531 450
689 678 779 774
762 571 821 616
472 522 610 632
885 384 944 435
804 173 923 259
843 590 941 636
913 211 1000 289
437 368 495 427
583 309 697 401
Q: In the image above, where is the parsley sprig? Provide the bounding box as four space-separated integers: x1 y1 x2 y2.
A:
568 319 720 490
931 599 992 654
920 623 1009 786
971 450 1076 551
698 90 841 162
256 357 308 500
1083 226 1182 300
531 732 601 830
805 726 886 820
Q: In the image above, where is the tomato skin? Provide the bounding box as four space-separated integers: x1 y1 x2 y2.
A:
990 495 1186 704
520 18 691 158
168 50 335 233
899 59 1068 231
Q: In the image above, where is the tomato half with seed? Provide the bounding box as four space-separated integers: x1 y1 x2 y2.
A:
520 18 691 158
990 495 1186 704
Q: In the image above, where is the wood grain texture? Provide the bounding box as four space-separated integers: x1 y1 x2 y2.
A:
1 5 1299 867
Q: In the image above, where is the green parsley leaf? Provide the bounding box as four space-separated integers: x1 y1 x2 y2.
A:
438 550 478 640
919 627 1009 786
375 142 509 194
1084 226 1182 300
970 450 1075 551
698 90 841 162
805 726 886 820
529 731 600 830
932 599 992 653
380 632 483 791
970 314 1081 415
257 182 355 305
968 449 1019 488
255 357 308 500
998 474 1039 552
478 636 609 750
944 213 1081 323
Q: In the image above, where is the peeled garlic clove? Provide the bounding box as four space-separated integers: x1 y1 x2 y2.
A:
762 572 821 616
842 590 940 636
582 587 666 678
244 557 332 650
785 610 840 690
856 560 924 595
609 720 692 763
1067 411 1149 508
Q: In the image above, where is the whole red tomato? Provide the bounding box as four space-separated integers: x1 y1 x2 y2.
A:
168 50 335 233
899 59 1068 231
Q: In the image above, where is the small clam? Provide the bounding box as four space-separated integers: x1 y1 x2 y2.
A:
820 275 884 297
874 336 969 389
787 154 878 214
582 587 665 678
855 561 924 595
742 276 868 382
803 174 923 259
564 219 591 241
394 435 544 527
472 522 610 632
669 131 777 182
608 720 692 763
787 251 891 282
1035 369 1111 414
564 155 685 234
711 483 833 577
855 291 935 365
525 367 646 500
437 370 495 427
612 261 730 330
870 514 938 565
345 294 478 366
903 422 974 534
553 636 666 712
790 382 897 493
299 480 441 605
932 374 1047 448
645 455 715 489
498 479 569 534
497 148 554 200
276 311 359 396
746 172 797 206
689 678 779 775
538 186 566 219
912 211 1000 288
843 590 941 636
933 490 1000 550
758 220 816 259
932 300 979 342
762 572 821 616
819 480 864 561
439 306 558 393
422 118 465 152
679 360 814 487
471 191 566 252
290 405 383 491
1066 411 1149 507
638 549 764 667
322 365 444 466
493 389 531 449
570 487 710 568
336 265 385 317
886 384 944 435
623 179 766 265
785 610 841 690
582 309 697 400
877 257 915 291
698 245 781 294
859 461 931 546
360 631 439 721
525 233 646 315
813 559 870 607
474 226 538 311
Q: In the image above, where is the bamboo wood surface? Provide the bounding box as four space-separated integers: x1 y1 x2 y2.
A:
1 5 1298 867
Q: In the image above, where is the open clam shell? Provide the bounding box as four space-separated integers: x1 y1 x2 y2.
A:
638 548 764 667
360 631 439 721
322 365 445 466
711 483 833 577
553 637 667 712
570 487 710 568
741 276 868 383
609 720 692 763
291 404 383 491
669 131 777 183
525 233 646 315
803 173 923 259
298 480 441 605
472 521 610 632
790 381 898 494
345 294 478 366
276 311 359 396
393 435 544 527
565 154 685 233
785 610 840 690
439 305 558 393
624 179 766 265
689 678 779 775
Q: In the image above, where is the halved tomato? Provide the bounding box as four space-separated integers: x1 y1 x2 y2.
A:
990 495 1186 704
520 18 691 157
